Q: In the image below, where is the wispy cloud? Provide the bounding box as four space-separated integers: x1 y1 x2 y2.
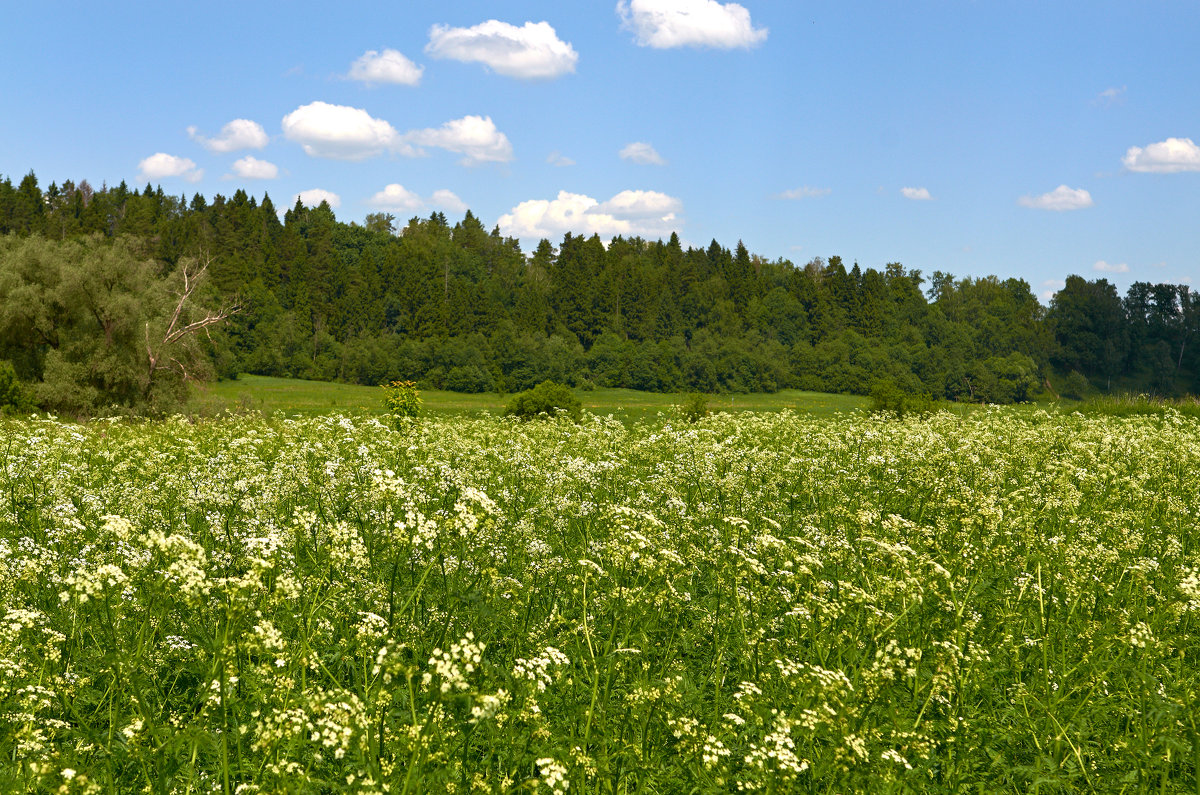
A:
1018 185 1093 211
347 49 423 86
619 141 665 165
775 186 830 199
187 119 269 153
547 151 575 167
900 186 932 201
1093 85 1126 106
1094 260 1129 274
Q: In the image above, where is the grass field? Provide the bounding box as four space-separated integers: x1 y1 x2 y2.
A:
3 407 1198 792
192 374 871 421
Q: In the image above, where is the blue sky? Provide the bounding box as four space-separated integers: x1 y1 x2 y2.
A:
3 1 1198 299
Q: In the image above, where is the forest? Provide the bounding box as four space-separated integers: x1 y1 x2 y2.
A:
0 170 1196 415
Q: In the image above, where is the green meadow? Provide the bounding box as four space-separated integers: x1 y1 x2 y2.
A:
193 374 871 421
3 405 1198 793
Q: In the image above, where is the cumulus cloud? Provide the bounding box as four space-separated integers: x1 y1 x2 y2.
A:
426 20 578 79
1122 137 1200 173
347 48 424 86
138 153 203 183
227 156 279 180
425 190 465 214
617 0 768 49
402 115 513 165
619 141 666 165
775 186 831 199
1040 279 1065 302
498 189 682 241
282 101 403 160
1018 185 1094 211
547 150 575 167
187 119 269 153
900 186 932 201
597 189 682 217
1094 260 1130 274
293 189 341 209
368 183 423 211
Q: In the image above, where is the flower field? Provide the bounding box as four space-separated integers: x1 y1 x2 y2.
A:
2 408 1199 793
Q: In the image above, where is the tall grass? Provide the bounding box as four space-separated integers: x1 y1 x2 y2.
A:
1 408 1198 792
1076 392 1200 419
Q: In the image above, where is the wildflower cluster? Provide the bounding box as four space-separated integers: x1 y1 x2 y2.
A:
0 407 1198 791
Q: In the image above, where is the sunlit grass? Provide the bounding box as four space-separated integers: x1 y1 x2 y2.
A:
3 407 1197 791
191 373 872 421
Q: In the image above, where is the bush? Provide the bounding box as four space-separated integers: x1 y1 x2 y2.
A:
443 365 494 394
870 378 934 418
1061 370 1090 400
506 380 582 421
0 360 32 414
679 393 710 423
381 379 421 422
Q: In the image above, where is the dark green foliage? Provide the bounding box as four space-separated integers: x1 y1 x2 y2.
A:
2 168 1199 410
679 392 710 423
0 360 31 413
505 380 582 421
1061 370 1091 400
870 379 933 418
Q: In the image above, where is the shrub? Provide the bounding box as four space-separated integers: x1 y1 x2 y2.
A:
381 379 421 421
1062 370 1090 400
0 360 31 414
506 380 582 421
870 378 933 418
679 392 710 423
443 365 494 394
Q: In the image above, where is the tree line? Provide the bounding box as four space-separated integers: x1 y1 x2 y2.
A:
0 170 1196 415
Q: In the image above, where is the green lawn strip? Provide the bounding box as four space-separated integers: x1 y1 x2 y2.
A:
192 375 873 420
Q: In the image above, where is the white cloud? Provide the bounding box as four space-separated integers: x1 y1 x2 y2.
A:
617 0 768 49
369 183 423 211
293 189 341 209
187 119 269 153
431 189 468 213
1094 86 1126 106
1094 260 1130 273
775 186 831 199
1018 185 1093 211
1040 279 1065 302
228 156 279 180
598 189 682 217
619 141 666 165
547 150 575 167
347 48 424 86
138 153 203 183
1122 137 1200 173
282 101 403 160
900 186 932 201
402 115 513 165
426 20 578 79
498 188 682 241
